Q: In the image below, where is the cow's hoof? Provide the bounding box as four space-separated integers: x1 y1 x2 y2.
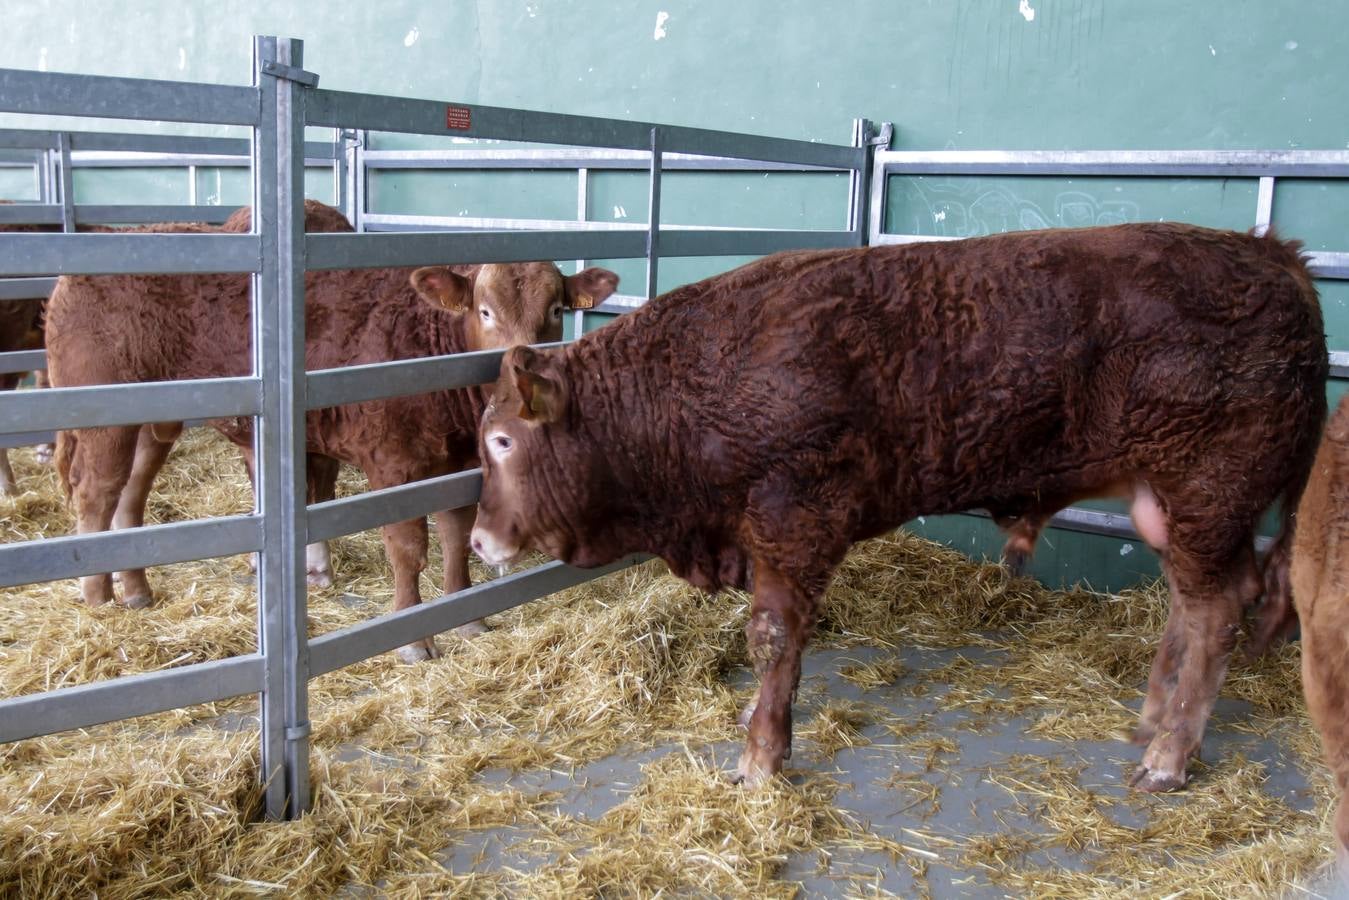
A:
307 568 334 589
454 619 490 638
732 746 782 788
1128 763 1188 793
1001 550 1029 577
33 444 54 465
396 639 441 664
122 593 154 610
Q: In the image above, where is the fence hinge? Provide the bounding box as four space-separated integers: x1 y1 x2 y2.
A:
260 60 320 88
867 122 895 148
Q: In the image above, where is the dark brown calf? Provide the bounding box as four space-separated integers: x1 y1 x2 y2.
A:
47 205 616 661
469 223 1326 789
1293 394 1349 875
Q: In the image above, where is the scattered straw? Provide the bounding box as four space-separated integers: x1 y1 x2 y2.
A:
0 428 1339 896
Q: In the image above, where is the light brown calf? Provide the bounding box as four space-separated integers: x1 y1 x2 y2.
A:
1293 394 1349 873
48 202 617 661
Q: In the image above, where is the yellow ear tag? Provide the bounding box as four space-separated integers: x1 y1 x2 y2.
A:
572 292 595 310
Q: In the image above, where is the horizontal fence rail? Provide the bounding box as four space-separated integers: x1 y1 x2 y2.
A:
309 89 861 169
361 147 847 172
0 654 264 744
0 377 260 433
308 470 482 543
0 514 262 589
0 67 260 126
874 148 1349 178
309 556 645 677
305 229 648 269
0 233 260 275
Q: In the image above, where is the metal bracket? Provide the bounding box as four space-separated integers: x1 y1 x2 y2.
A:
868 122 895 148
260 61 319 88
285 721 311 741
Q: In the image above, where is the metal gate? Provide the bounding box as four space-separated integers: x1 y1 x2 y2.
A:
0 35 875 820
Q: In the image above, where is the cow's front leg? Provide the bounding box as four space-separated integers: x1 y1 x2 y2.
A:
734 562 816 787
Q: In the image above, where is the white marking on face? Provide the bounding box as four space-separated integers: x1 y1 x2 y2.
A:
486 431 514 461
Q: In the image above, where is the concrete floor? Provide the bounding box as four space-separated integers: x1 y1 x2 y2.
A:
429 642 1330 897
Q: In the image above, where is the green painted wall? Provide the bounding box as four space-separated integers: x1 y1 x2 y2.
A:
1 1 1345 591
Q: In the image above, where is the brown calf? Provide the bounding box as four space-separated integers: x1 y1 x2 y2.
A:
1293 394 1349 873
47 205 616 661
469 223 1326 789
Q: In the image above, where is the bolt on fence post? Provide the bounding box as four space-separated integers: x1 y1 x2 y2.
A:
252 34 313 820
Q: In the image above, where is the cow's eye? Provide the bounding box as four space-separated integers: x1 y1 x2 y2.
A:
480 307 493 322
489 433 513 456
550 304 563 320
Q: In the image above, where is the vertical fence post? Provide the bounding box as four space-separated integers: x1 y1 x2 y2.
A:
866 124 892 246
847 118 875 246
56 133 75 233
573 166 589 338
645 128 663 301
252 34 312 820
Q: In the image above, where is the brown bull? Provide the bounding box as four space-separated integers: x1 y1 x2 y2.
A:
46 203 617 661
469 222 1326 789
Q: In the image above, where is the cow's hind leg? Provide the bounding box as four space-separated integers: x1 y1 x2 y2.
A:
303 454 339 588
112 423 181 608
380 515 439 663
1130 542 1261 791
433 505 489 637
0 448 15 496
238 445 338 588
32 370 53 464
68 426 138 606
734 561 819 787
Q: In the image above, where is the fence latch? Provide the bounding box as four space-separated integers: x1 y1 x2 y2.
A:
261 61 320 88
285 721 312 741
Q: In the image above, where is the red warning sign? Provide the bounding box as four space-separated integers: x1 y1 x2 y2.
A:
446 105 473 130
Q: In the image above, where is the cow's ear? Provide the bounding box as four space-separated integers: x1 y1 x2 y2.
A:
411 266 474 312
563 267 619 310
507 345 565 423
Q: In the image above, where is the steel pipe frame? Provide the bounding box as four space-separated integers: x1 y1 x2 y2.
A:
0 37 873 825
868 146 1348 549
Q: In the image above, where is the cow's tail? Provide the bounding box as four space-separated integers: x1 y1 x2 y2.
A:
1243 228 1327 657
55 428 76 500
1248 411 1324 657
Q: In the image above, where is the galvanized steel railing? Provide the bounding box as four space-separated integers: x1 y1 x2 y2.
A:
869 146 1349 545
0 36 874 820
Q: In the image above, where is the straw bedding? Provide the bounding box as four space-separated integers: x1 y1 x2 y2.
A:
0 428 1337 897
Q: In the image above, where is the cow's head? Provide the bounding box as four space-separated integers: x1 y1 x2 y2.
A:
470 344 602 567
411 263 618 349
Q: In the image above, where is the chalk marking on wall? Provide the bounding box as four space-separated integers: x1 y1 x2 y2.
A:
37 48 48 72
613 205 627 219
654 11 670 41
1017 0 1036 23
1120 543 1134 556
1285 40 1298 50
1209 44 1217 56
404 27 421 47
178 48 187 70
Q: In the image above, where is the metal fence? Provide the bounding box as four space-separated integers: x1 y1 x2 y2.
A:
869 147 1349 545
0 35 875 820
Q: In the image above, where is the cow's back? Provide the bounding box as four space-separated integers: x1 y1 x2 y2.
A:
577 222 1325 562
